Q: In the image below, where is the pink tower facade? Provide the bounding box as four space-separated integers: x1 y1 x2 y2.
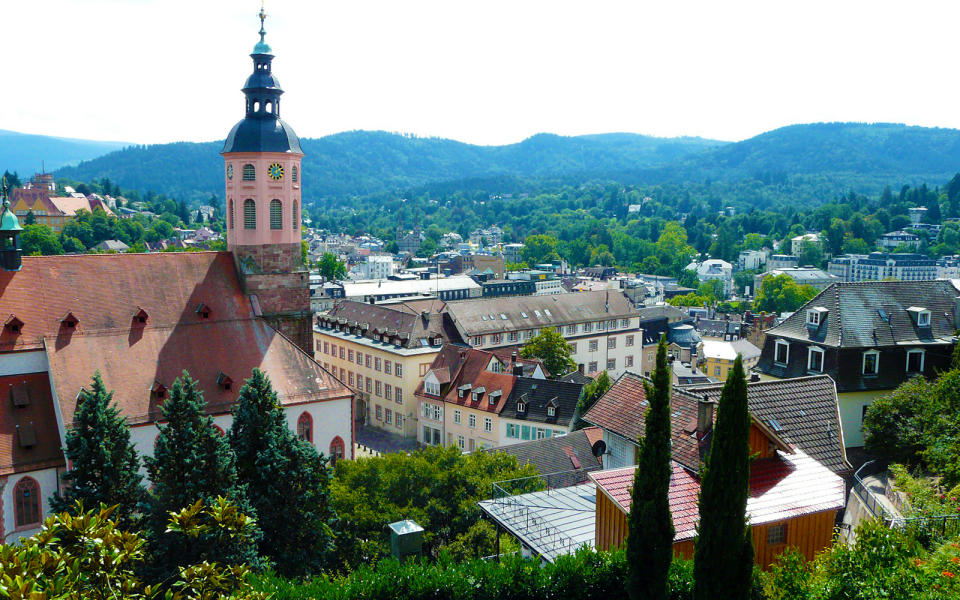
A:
221 9 312 354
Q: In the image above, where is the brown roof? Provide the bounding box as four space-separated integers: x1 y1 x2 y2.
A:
0 372 64 475
319 298 457 349
0 253 351 428
49 196 114 217
415 345 517 414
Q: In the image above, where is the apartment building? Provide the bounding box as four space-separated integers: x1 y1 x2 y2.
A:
445 291 641 378
827 252 937 282
314 298 456 439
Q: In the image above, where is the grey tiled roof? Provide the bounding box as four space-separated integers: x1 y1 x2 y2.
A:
764 281 959 348
500 377 585 427
482 427 604 481
687 375 850 475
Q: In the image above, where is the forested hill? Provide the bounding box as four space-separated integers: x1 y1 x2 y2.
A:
0 130 129 176
52 130 724 203
48 123 960 206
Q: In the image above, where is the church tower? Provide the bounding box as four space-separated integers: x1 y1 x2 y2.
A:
222 7 311 353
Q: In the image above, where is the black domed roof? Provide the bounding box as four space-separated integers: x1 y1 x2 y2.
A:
222 117 303 154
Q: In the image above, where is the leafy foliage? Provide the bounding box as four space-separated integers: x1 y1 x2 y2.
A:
329 445 539 571
577 370 612 422
50 371 146 528
627 338 675 600
754 274 819 315
228 369 338 577
0 500 267 600
519 326 575 377
317 252 347 280
694 356 754 600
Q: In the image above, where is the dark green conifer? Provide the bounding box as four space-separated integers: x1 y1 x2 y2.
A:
144 371 260 579
228 368 339 577
50 371 146 528
693 356 754 600
626 337 675 600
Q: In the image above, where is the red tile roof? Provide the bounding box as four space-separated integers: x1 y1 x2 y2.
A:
439 348 516 414
0 373 64 475
590 449 844 542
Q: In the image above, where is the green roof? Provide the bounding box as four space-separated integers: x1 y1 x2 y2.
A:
0 202 22 232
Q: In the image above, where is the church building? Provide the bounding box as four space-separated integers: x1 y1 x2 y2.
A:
0 9 354 543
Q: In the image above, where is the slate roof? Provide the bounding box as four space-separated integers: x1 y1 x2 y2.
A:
0 372 63 476
446 290 636 337
319 298 457 349
687 375 850 475
483 427 604 484
500 377 586 428
763 280 959 348
591 449 845 542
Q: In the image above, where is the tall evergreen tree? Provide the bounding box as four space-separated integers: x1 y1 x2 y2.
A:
694 356 754 600
228 369 339 577
144 371 260 579
626 337 675 600
50 371 146 527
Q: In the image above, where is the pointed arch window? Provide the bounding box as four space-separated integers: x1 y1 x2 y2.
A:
14 477 41 528
243 199 256 229
292 200 299 229
297 412 313 444
229 199 234 229
329 436 345 465
270 199 282 230
242 164 256 181
292 165 299 183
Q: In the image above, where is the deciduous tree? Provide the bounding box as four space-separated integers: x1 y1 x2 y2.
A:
520 327 575 377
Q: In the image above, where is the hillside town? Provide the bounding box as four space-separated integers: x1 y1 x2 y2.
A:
2 3 960 600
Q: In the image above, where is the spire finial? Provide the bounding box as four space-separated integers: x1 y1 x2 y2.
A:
258 1 267 44
1 176 7 207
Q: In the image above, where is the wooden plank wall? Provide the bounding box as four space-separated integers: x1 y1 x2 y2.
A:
595 489 629 551
749 424 777 458
751 509 838 568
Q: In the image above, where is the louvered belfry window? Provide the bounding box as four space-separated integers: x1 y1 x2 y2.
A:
244 199 256 229
270 199 282 229
242 164 256 181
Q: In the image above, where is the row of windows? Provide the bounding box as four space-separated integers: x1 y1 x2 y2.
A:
453 410 494 432
473 330 635 348
229 198 299 230
294 413 345 464
421 402 443 421
233 163 299 183
373 404 404 429
323 363 404 403
579 355 635 373
317 341 404 378
505 423 566 440
773 341 926 374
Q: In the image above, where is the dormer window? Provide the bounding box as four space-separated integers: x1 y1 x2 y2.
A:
517 401 526 413
807 307 828 327
907 306 931 327
458 383 472 398
216 371 233 391
472 386 485 402
60 312 78 329
133 307 148 324
547 406 556 417
4 314 23 334
195 303 211 319
774 339 790 366
151 381 166 402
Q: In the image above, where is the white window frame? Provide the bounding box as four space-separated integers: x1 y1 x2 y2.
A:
484 417 493 433
454 410 462 424
906 349 925 373
806 310 820 326
469 413 477 428
774 340 790 366
807 346 824 373
917 311 931 327
547 406 556 417
862 350 880 375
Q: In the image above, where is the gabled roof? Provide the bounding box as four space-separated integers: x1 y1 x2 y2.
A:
687 375 850 475
483 427 604 483
591 449 845 542
319 298 456 349
501 377 585 427
417 346 517 414
764 280 959 348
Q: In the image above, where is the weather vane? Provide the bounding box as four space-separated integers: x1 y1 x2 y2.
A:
258 1 267 41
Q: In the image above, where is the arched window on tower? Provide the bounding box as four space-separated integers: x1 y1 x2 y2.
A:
242 164 256 181
14 477 41 528
244 199 256 229
292 200 299 229
297 412 313 444
270 200 282 230
265 100 273 114
292 165 298 183
229 199 234 229
329 436 345 465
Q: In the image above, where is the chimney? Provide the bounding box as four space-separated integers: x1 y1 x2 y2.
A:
513 353 523 376
697 394 715 437
750 373 760 382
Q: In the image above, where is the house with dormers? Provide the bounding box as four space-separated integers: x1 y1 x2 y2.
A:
756 280 960 447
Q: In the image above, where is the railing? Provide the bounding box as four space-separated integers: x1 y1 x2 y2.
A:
890 515 960 543
852 460 896 521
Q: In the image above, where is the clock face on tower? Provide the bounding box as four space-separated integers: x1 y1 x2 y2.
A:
267 163 284 181
226 164 234 180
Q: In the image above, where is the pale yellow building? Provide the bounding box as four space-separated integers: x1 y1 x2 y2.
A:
700 339 761 381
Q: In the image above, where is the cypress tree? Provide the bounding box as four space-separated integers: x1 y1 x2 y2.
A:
626 336 675 600
50 371 146 528
228 369 339 577
693 356 754 600
144 371 260 579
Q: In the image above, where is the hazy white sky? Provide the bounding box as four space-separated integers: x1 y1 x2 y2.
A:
2 0 959 146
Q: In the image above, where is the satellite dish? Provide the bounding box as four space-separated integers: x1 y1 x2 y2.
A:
591 439 607 458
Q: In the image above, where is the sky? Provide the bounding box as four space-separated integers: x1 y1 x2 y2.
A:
2 0 959 146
